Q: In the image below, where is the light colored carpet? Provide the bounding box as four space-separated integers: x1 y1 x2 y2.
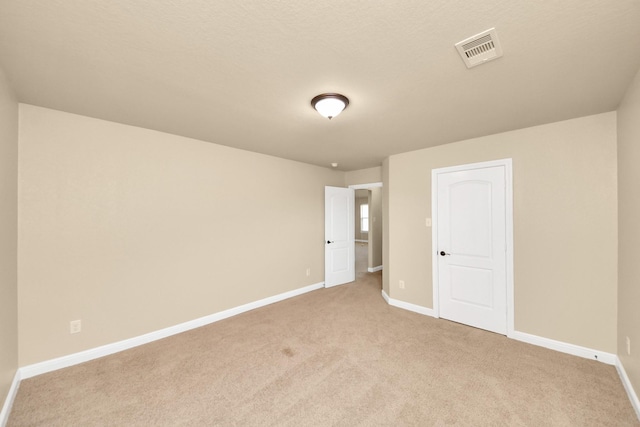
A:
355 241 368 274
8 267 639 425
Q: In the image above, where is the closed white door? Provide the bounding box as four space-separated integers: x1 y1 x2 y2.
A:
434 163 508 334
325 186 355 287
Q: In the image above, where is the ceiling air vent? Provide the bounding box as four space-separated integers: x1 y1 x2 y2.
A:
455 28 503 68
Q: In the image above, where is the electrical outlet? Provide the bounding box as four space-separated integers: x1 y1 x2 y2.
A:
627 336 631 356
425 218 432 227
399 280 405 289
70 319 82 334
306 268 310 276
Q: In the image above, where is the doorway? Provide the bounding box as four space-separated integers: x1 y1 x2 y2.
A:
432 159 513 335
349 182 383 275
324 182 383 287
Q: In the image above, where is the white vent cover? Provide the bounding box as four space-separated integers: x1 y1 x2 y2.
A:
455 28 503 68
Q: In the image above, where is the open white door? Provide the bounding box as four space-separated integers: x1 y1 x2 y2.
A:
325 186 355 287
433 160 512 335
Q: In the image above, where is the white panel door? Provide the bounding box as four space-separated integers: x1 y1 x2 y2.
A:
325 186 355 287
436 165 507 334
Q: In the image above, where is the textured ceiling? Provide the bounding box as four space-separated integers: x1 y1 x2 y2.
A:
1 1 640 171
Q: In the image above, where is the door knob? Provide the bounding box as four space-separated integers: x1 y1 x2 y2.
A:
327 240 334 244
439 251 450 256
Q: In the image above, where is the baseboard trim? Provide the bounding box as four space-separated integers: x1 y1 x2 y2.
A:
380 293 618 366
509 331 617 365
13 283 637 423
383 297 636 418
381 290 436 317
20 281 325 379
616 357 640 420
381 289 390 304
367 265 383 273
0 369 21 427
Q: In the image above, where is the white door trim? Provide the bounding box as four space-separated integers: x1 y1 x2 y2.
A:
349 182 383 275
349 182 382 190
431 158 514 336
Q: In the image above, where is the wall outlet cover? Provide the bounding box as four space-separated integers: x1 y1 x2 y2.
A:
70 320 82 334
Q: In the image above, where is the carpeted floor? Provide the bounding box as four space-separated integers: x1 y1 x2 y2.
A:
8 247 639 425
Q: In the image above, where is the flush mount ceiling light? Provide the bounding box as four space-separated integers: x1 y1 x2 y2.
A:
311 93 349 119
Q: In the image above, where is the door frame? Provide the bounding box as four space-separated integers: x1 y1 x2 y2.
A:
349 183 382 190
431 159 514 336
349 182 383 273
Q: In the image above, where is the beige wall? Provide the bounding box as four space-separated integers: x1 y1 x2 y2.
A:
617 67 640 396
0 67 18 406
18 105 344 365
345 166 382 186
387 113 618 352
369 187 383 269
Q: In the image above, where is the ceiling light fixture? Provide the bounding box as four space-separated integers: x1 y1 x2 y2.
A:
311 93 349 120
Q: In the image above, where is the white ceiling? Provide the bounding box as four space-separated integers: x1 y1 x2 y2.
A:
1 1 640 171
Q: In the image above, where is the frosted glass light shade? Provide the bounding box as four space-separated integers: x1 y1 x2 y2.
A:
311 93 349 119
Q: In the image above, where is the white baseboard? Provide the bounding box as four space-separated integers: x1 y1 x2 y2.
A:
381 290 435 317
20 282 325 379
381 294 638 420
616 357 640 420
509 331 617 365
0 370 21 427
11 283 639 423
367 265 383 273
380 292 618 366
381 289 390 304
